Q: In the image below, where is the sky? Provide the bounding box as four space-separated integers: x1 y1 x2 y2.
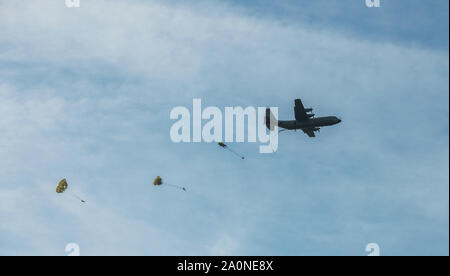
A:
0 0 448 256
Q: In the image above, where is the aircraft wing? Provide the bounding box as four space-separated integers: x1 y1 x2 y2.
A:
294 99 309 121
303 129 316 137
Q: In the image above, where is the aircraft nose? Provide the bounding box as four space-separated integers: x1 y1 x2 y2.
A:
336 117 342 123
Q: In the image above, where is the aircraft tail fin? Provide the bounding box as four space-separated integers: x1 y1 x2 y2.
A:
265 108 278 131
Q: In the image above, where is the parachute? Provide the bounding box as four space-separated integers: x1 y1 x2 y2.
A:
56 178 68 194
153 176 163 186
153 176 186 192
56 178 86 203
218 142 245 159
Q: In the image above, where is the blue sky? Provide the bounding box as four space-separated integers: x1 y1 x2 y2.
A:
0 0 448 255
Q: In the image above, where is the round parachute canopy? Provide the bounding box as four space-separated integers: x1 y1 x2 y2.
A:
153 176 163 186
56 178 68 194
152 176 186 191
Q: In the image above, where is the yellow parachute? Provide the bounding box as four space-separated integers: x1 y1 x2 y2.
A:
153 176 186 191
56 178 86 203
56 178 68 193
153 176 163 186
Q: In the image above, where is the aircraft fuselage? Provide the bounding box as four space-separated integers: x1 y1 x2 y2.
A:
278 116 341 130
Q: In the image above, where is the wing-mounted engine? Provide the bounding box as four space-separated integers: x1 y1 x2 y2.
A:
294 99 315 121
306 107 314 118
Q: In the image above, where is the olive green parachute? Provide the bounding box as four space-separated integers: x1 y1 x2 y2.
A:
56 178 68 193
153 176 163 186
153 176 186 191
56 178 86 203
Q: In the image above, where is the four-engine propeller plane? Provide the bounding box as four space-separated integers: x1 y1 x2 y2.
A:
266 99 341 137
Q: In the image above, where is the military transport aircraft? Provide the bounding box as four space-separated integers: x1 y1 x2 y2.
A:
266 99 341 137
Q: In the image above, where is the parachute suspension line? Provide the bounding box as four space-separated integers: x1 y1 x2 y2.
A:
218 142 245 159
69 191 86 203
225 147 245 160
165 183 187 192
